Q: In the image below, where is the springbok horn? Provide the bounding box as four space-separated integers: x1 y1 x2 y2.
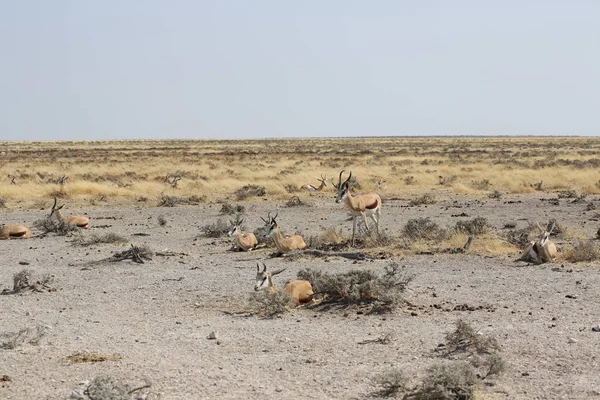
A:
548 221 556 234
272 211 278 221
256 263 260 272
262 263 267 272
536 222 543 232
52 197 58 209
345 171 353 186
338 170 345 187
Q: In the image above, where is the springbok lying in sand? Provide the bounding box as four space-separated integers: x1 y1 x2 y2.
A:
254 263 313 306
49 198 90 228
334 170 382 246
0 224 31 240
262 212 308 254
228 217 258 251
302 175 328 192
520 222 558 263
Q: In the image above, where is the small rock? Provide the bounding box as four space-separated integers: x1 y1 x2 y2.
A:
25 311 31 316
70 389 85 399
275 386 283 392
19 261 30 265
592 325 600 332
567 337 578 344
207 331 218 340
565 294 577 299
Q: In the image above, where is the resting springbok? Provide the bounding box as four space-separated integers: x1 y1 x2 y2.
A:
228 217 258 251
520 222 558 263
49 198 90 228
0 224 31 240
254 263 313 306
302 175 328 192
334 170 382 246
262 212 308 253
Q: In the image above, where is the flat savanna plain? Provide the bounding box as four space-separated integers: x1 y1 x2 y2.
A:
1 137 600 399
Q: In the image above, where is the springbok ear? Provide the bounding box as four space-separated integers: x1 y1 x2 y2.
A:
271 268 286 276
58 205 64 210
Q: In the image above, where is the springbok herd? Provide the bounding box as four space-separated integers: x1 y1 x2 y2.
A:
2 169 557 306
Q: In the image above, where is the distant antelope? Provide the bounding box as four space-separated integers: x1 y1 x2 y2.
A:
520 221 557 263
164 175 181 188
262 212 308 253
254 262 313 306
334 170 382 246
228 217 258 251
49 198 90 228
0 224 31 240
302 175 328 192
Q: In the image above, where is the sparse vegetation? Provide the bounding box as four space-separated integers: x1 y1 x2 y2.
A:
202 219 230 238
109 245 154 263
157 214 167 226
297 262 413 312
218 202 245 215
9 269 54 293
248 290 294 317
564 240 600 262
33 217 79 236
453 217 489 236
74 232 128 247
402 218 446 241
235 184 266 200
409 193 436 206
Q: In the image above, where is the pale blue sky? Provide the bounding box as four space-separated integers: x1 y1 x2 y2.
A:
1 1 599 140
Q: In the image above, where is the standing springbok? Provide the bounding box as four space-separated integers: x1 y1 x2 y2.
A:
0 224 31 240
228 217 258 251
262 212 308 253
49 198 90 228
302 175 328 192
334 170 382 246
520 221 558 263
254 263 313 306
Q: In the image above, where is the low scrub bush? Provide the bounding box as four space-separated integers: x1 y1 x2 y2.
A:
402 218 447 241
248 290 294 317
235 184 266 200
33 217 78 236
408 193 435 206
564 240 600 262
453 217 489 236
202 219 230 238
74 232 128 246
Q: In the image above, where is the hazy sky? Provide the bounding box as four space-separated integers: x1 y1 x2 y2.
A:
1 1 599 140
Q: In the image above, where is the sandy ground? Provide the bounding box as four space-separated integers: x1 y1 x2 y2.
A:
1 192 599 399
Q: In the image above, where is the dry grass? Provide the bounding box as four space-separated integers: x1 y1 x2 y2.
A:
1 137 600 207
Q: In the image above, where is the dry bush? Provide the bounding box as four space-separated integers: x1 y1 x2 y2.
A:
10 269 54 293
309 226 345 250
235 184 266 200
470 179 491 190
109 245 154 263
285 195 310 207
284 183 300 193
564 240 600 262
202 219 230 238
0 326 48 350
557 189 578 199
297 263 413 311
488 190 502 200
33 217 78 236
218 202 245 215
248 290 294 317
453 217 489 236
414 362 478 400
503 223 535 247
404 176 416 185
372 370 409 397
157 194 204 207
74 232 128 247
443 320 499 355
157 214 167 226
409 193 436 206
402 218 447 241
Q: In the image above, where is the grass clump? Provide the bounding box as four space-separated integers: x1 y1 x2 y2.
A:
402 218 446 241
443 320 499 355
33 217 79 236
201 219 230 238
218 202 245 215
453 217 489 236
74 232 128 247
235 184 266 200
408 193 436 206
372 370 409 397
248 290 295 317
9 269 54 293
564 240 600 262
